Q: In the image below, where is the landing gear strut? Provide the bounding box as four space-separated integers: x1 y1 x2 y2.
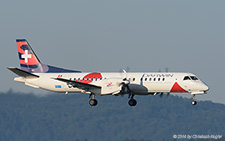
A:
128 94 137 106
192 94 197 105
89 93 98 106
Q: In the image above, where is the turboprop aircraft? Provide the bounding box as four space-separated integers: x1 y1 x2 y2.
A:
8 39 209 106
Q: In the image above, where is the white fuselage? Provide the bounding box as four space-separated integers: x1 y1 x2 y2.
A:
15 72 209 96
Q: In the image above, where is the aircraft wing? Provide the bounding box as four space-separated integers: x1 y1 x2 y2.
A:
54 77 101 92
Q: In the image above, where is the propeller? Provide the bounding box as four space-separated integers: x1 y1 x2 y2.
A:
119 68 131 94
119 67 130 79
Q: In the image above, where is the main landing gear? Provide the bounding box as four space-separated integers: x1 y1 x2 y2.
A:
89 93 98 106
128 94 137 106
192 94 197 105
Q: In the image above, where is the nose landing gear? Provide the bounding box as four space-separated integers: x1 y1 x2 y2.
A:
192 94 197 105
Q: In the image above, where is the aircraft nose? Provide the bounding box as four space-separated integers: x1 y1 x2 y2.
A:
202 82 210 92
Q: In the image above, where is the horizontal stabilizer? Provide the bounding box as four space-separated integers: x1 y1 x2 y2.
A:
7 67 39 78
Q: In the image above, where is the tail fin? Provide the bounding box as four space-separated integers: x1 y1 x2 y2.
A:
16 39 81 73
16 39 46 73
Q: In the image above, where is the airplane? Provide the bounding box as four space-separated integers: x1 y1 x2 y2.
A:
8 39 209 106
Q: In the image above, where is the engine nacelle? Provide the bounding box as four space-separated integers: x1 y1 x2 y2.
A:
99 78 124 95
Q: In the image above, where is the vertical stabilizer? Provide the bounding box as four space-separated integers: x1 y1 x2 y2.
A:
16 39 47 73
16 39 81 73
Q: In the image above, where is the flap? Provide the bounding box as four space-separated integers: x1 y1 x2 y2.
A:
54 77 101 92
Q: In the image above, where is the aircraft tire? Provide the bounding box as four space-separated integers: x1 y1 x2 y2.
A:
89 99 98 106
192 101 197 105
128 99 137 106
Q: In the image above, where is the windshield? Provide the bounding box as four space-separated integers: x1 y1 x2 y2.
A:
183 76 191 80
190 76 198 80
183 76 199 81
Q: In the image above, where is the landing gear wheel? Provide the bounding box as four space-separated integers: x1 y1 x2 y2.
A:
192 94 197 105
192 101 197 105
128 99 137 106
89 99 98 106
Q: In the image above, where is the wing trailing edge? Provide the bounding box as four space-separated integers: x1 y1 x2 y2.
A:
54 77 101 92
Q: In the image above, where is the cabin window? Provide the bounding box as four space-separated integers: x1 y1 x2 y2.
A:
78 78 80 81
100 78 102 80
154 78 156 81
158 78 160 81
140 78 143 81
183 76 191 80
149 78 152 81
74 78 76 81
91 78 93 81
162 78 165 81
145 78 147 81
95 78 98 81
87 78 89 81
133 78 135 81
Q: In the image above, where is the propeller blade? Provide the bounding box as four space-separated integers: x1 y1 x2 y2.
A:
167 92 170 97
159 92 164 98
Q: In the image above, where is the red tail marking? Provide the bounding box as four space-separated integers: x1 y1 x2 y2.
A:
17 41 39 65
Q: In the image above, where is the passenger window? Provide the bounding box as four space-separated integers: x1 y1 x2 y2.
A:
133 78 135 81
91 78 93 81
140 78 143 81
74 78 76 81
145 78 147 81
154 78 156 81
82 78 85 81
100 78 102 80
162 78 165 81
190 76 198 80
78 78 80 81
158 78 160 81
183 76 191 80
149 78 152 81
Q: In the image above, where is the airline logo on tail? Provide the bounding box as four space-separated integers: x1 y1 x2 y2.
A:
21 50 31 63
17 39 40 69
16 39 81 73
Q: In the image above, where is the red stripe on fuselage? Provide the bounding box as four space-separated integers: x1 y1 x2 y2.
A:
76 73 103 84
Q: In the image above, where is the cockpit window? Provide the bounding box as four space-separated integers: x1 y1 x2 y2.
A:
190 76 198 80
183 76 191 80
